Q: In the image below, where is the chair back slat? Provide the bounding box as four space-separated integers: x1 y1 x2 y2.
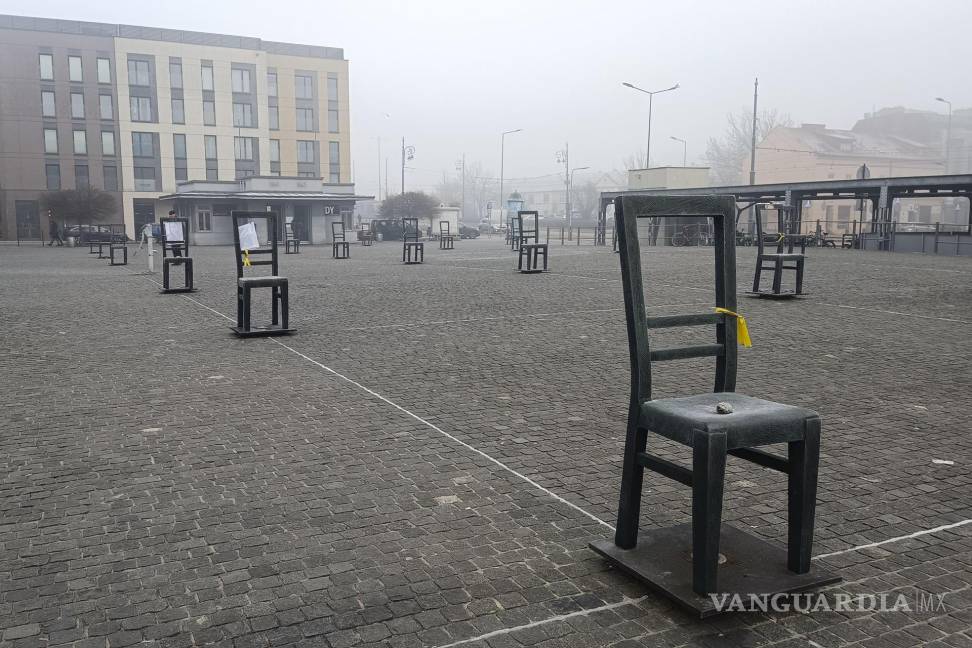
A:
159 217 189 258
615 194 738 403
402 217 420 243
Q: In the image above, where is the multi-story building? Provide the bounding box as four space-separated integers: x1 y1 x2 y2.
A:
0 14 362 243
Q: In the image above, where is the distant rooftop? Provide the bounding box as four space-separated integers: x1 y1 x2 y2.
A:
0 13 344 60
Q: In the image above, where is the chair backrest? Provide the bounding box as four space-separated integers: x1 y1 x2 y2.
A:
160 217 189 257
615 194 738 404
440 220 450 236
755 203 800 254
517 211 539 245
332 220 345 242
232 211 279 279
402 217 420 243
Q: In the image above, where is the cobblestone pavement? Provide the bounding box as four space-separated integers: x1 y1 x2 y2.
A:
1 236 970 648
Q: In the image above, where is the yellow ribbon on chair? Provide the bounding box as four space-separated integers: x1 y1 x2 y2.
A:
715 308 752 348
243 249 251 267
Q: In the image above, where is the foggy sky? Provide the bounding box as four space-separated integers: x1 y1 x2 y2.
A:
8 0 970 196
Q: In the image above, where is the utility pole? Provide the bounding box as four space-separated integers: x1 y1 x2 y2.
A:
749 77 758 185
400 137 414 195
456 154 466 223
377 137 382 200
556 143 569 222
499 129 523 227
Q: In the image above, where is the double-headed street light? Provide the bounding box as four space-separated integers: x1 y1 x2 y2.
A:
499 128 523 226
622 81 680 168
936 97 952 173
670 136 687 167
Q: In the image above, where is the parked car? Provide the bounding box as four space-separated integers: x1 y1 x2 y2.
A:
65 224 128 243
459 224 480 239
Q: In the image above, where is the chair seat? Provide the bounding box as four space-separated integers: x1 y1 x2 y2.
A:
762 253 804 261
640 392 815 449
238 275 287 287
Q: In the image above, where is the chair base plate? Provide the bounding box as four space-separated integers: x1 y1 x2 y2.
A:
403 261 423 265
517 269 546 274
746 290 806 299
589 523 839 618
230 325 296 338
160 288 198 294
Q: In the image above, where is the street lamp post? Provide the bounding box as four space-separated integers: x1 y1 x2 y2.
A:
400 137 414 195
622 81 679 168
456 154 465 223
499 129 522 227
568 166 590 230
936 97 952 173
670 136 687 167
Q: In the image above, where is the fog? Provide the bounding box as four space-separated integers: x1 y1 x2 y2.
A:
12 0 971 196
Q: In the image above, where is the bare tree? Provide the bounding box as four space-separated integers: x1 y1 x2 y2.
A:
705 109 793 185
436 160 497 222
41 187 117 227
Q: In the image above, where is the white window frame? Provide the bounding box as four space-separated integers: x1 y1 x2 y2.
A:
127 59 150 86
44 128 58 153
41 90 56 118
101 131 115 156
201 65 214 91
73 129 87 155
231 68 251 93
196 207 212 232
71 92 85 119
39 54 54 80
68 56 83 82
97 58 111 84
99 94 113 120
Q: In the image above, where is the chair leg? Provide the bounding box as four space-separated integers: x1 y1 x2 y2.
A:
280 282 289 330
614 422 648 549
163 261 170 290
795 258 805 295
692 429 727 595
242 287 251 332
772 257 784 294
752 254 763 292
236 287 244 328
271 286 279 326
788 416 820 574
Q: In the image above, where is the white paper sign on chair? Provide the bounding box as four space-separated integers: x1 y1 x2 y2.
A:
238 222 260 251
164 221 184 243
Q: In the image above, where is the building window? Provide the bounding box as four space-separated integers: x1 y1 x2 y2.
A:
71 92 85 119
203 100 216 126
99 94 113 120
173 133 187 159
45 163 60 190
231 68 251 93
297 140 315 163
267 72 277 96
97 58 111 84
44 128 58 154
205 135 217 160
295 74 313 99
127 59 150 86
101 131 115 156
268 105 279 130
234 136 254 161
269 139 280 163
73 129 87 155
327 76 338 100
329 142 340 182
232 103 253 127
298 171 316 178
104 165 118 191
201 64 214 91
41 91 56 118
39 53 54 80
69 56 83 82
132 132 154 157
171 98 185 124
328 108 339 133
296 107 314 131
130 96 152 122
205 135 218 181
196 208 212 232
75 164 89 188
169 61 183 88
134 166 156 191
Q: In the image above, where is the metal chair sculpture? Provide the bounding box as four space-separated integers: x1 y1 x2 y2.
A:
332 221 350 259
589 194 836 617
402 217 424 264
284 220 301 254
508 214 522 251
751 203 806 298
439 221 455 250
360 222 374 246
515 211 547 273
231 211 293 337
108 224 128 265
160 217 195 293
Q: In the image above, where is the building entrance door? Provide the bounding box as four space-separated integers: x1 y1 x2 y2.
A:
16 201 40 240
292 204 310 241
133 199 155 237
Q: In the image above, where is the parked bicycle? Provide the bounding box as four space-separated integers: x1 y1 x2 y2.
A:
671 223 713 247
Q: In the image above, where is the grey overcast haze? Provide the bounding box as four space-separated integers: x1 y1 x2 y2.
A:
7 0 970 195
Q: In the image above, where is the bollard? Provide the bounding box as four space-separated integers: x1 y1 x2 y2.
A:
561 227 565 245
576 227 581 245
